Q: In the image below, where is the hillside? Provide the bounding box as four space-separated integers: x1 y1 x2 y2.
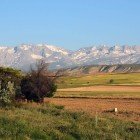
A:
62 64 140 76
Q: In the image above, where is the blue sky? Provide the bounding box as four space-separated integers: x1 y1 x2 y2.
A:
0 0 140 50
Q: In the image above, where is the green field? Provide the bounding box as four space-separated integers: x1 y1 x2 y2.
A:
0 103 139 140
55 91 140 98
57 73 140 88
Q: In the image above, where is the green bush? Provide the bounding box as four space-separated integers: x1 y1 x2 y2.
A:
0 67 22 106
109 79 114 84
0 82 15 106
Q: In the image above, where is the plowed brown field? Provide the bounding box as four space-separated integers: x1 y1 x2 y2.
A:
49 98 140 122
58 85 140 92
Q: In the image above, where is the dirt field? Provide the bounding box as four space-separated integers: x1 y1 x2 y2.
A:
58 85 140 92
49 98 140 122
50 85 140 122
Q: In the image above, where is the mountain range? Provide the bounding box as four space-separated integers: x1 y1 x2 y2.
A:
0 44 140 71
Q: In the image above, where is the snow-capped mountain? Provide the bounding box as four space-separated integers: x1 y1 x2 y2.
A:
0 44 140 71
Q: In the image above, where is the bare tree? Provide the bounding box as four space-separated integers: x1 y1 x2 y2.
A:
20 60 62 103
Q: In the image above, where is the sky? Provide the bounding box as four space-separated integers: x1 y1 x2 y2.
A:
0 0 140 50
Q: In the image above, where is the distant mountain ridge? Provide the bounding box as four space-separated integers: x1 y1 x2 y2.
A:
0 44 140 71
62 64 140 76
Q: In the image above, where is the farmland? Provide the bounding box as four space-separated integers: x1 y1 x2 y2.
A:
49 73 140 122
52 73 140 123
57 73 140 88
0 72 140 139
49 98 140 122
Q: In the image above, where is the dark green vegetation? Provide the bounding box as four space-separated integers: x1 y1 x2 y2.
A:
0 61 58 104
0 67 22 88
20 61 58 103
0 103 139 140
57 73 140 88
0 67 22 106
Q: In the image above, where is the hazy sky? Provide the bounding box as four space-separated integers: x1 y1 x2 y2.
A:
0 0 140 50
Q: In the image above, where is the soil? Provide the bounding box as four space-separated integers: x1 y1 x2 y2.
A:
48 98 140 122
58 85 140 92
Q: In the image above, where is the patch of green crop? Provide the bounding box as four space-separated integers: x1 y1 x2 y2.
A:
57 73 140 88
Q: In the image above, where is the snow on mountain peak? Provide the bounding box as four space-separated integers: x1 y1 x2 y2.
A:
0 44 140 70
46 45 69 55
31 54 43 59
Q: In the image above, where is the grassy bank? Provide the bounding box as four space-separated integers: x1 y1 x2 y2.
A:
0 103 139 140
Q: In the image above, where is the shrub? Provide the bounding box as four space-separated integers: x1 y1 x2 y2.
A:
0 67 22 106
20 60 61 103
109 79 114 84
0 81 15 106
